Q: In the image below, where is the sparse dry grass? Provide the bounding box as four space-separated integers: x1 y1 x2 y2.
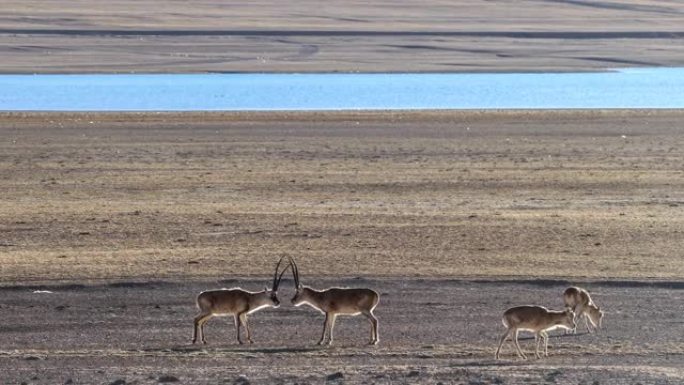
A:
1 111 683 283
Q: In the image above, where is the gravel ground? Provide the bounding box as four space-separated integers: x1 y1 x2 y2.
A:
1 277 682 384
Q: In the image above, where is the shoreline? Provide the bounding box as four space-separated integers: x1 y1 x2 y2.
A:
3 109 684 123
1 275 683 291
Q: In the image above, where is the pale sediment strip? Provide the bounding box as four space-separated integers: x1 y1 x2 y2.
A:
3 109 684 124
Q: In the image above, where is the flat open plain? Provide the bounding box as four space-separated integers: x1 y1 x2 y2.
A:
3 1 684 383
1 111 683 383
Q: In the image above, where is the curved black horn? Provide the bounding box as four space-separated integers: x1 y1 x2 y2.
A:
274 259 290 291
272 256 285 291
288 256 300 287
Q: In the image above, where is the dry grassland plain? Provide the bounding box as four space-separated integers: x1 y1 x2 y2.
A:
2 0 684 383
1 112 683 384
2 111 684 283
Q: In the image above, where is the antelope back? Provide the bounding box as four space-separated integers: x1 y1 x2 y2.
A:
504 305 575 331
563 287 582 308
323 288 379 313
197 289 251 314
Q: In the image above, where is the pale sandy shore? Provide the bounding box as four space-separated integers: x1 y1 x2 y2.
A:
1 0 684 73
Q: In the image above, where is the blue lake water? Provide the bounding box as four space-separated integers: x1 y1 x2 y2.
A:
1 68 683 111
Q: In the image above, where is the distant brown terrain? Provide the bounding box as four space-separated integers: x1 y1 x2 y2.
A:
3 2 684 381
2 111 684 283
1 111 683 383
1 0 684 73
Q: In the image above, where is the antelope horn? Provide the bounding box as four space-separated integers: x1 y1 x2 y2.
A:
272 256 285 291
288 256 300 287
274 259 291 291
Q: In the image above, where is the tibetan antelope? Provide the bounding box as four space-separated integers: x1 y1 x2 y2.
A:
288 257 380 346
563 286 604 334
192 257 290 345
495 305 575 360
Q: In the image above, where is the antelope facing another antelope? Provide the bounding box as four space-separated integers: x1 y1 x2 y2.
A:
563 286 604 334
495 305 576 360
288 257 380 346
192 257 289 345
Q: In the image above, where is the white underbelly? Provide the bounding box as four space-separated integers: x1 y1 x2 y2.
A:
247 304 271 314
338 311 361 316
543 324 570 332
516 325 568 334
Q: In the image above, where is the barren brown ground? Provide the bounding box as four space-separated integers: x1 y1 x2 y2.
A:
1 111 683 383
3 1 684 383
1 1 684 73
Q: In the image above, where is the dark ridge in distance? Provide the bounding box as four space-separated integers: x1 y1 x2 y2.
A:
1 29 683 39
1 278 683 292
0 281 173 292
468 278 684 290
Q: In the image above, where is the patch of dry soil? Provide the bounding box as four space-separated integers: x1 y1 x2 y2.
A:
1 111 683 383
0 278 682 383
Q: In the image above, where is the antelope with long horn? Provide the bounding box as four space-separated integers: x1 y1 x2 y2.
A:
192 257 290 345
288 257 380 346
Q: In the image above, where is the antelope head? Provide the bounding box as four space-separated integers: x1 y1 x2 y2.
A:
288 256 312 307
560 308 577 331
588 305 604 329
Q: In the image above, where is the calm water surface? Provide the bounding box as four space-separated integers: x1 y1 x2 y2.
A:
1 68 683 111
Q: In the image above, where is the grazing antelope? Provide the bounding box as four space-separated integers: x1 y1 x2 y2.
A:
495 305 576 360
192 257 289 345
563 286 604 334
288 257 380 346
